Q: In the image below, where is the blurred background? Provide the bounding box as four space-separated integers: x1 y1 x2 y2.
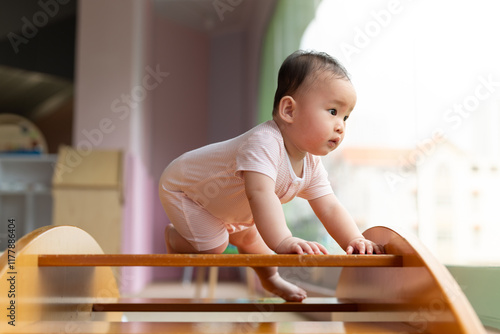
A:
287 0 500 266
0 1 499 324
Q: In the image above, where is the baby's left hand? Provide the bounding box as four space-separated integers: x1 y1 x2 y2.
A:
346 237 384 254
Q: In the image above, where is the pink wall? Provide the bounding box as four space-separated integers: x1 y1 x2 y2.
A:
136 2 277 282
74 0 134 150
151 18 210 280
151 19 210 174
74 0 155 293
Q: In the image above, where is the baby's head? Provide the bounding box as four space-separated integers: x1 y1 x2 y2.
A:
272 50 351 117
272 50 356 156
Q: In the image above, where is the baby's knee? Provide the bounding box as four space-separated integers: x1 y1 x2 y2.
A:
199 240 229 254
229 226 260 248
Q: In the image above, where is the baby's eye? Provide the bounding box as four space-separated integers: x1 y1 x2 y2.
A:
329 109 337 116
344 115 349 121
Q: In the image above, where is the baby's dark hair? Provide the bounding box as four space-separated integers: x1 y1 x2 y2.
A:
272 50 350 115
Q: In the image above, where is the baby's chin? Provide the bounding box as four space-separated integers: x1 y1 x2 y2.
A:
314 148 337 156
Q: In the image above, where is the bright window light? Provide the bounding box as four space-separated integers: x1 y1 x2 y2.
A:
296 0 500 265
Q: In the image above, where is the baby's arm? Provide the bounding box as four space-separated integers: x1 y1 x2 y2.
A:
243 171 327 255
309 194 384 254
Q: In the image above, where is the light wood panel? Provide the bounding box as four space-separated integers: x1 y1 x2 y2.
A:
52 146 122 189
52 189 123 255
0 225 121 333
336 226 486 334
18 320 424 333
51 146 123 255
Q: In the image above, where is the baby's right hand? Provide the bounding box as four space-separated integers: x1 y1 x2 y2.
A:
275 236 328 255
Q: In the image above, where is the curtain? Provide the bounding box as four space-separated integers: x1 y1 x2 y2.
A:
257 0 322 123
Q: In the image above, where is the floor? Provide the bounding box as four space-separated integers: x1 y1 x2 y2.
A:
123 281 500 333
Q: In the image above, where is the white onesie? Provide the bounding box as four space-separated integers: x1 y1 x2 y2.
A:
159 120 333 251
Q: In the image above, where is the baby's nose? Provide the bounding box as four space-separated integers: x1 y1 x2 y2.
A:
334 121 344 133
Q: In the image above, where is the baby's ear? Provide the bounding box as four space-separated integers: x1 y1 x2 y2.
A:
278 96 296 123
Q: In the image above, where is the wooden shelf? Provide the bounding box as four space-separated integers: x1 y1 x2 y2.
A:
0 154 57 251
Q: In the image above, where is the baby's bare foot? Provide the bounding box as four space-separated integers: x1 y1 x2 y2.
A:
260 273 307 302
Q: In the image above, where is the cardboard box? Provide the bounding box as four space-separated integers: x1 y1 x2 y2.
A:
52 146 123 255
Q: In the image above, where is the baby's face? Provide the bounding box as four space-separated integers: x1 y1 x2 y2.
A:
290 73 357 157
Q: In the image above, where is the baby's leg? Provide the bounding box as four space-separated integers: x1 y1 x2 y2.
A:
229 226 307 302
160 188 229 255
165 224 227 254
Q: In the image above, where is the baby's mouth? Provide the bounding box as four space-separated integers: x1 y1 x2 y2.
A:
328 137 341 148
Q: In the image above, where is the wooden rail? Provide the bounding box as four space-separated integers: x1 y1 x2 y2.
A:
91 297 380 313
38 253 403 267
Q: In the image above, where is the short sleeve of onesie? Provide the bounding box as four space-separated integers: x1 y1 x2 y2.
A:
298 156 334 201
234 131 282 182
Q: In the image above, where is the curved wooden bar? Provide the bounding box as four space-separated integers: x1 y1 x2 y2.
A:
0 225 121 333
336 226 485 334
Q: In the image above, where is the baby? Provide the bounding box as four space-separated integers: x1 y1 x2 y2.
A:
159 50 383 302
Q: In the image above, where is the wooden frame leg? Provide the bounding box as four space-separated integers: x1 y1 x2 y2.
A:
208 267 218 299
194 267 206 298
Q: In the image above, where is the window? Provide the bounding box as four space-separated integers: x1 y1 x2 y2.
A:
290 0 500 265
